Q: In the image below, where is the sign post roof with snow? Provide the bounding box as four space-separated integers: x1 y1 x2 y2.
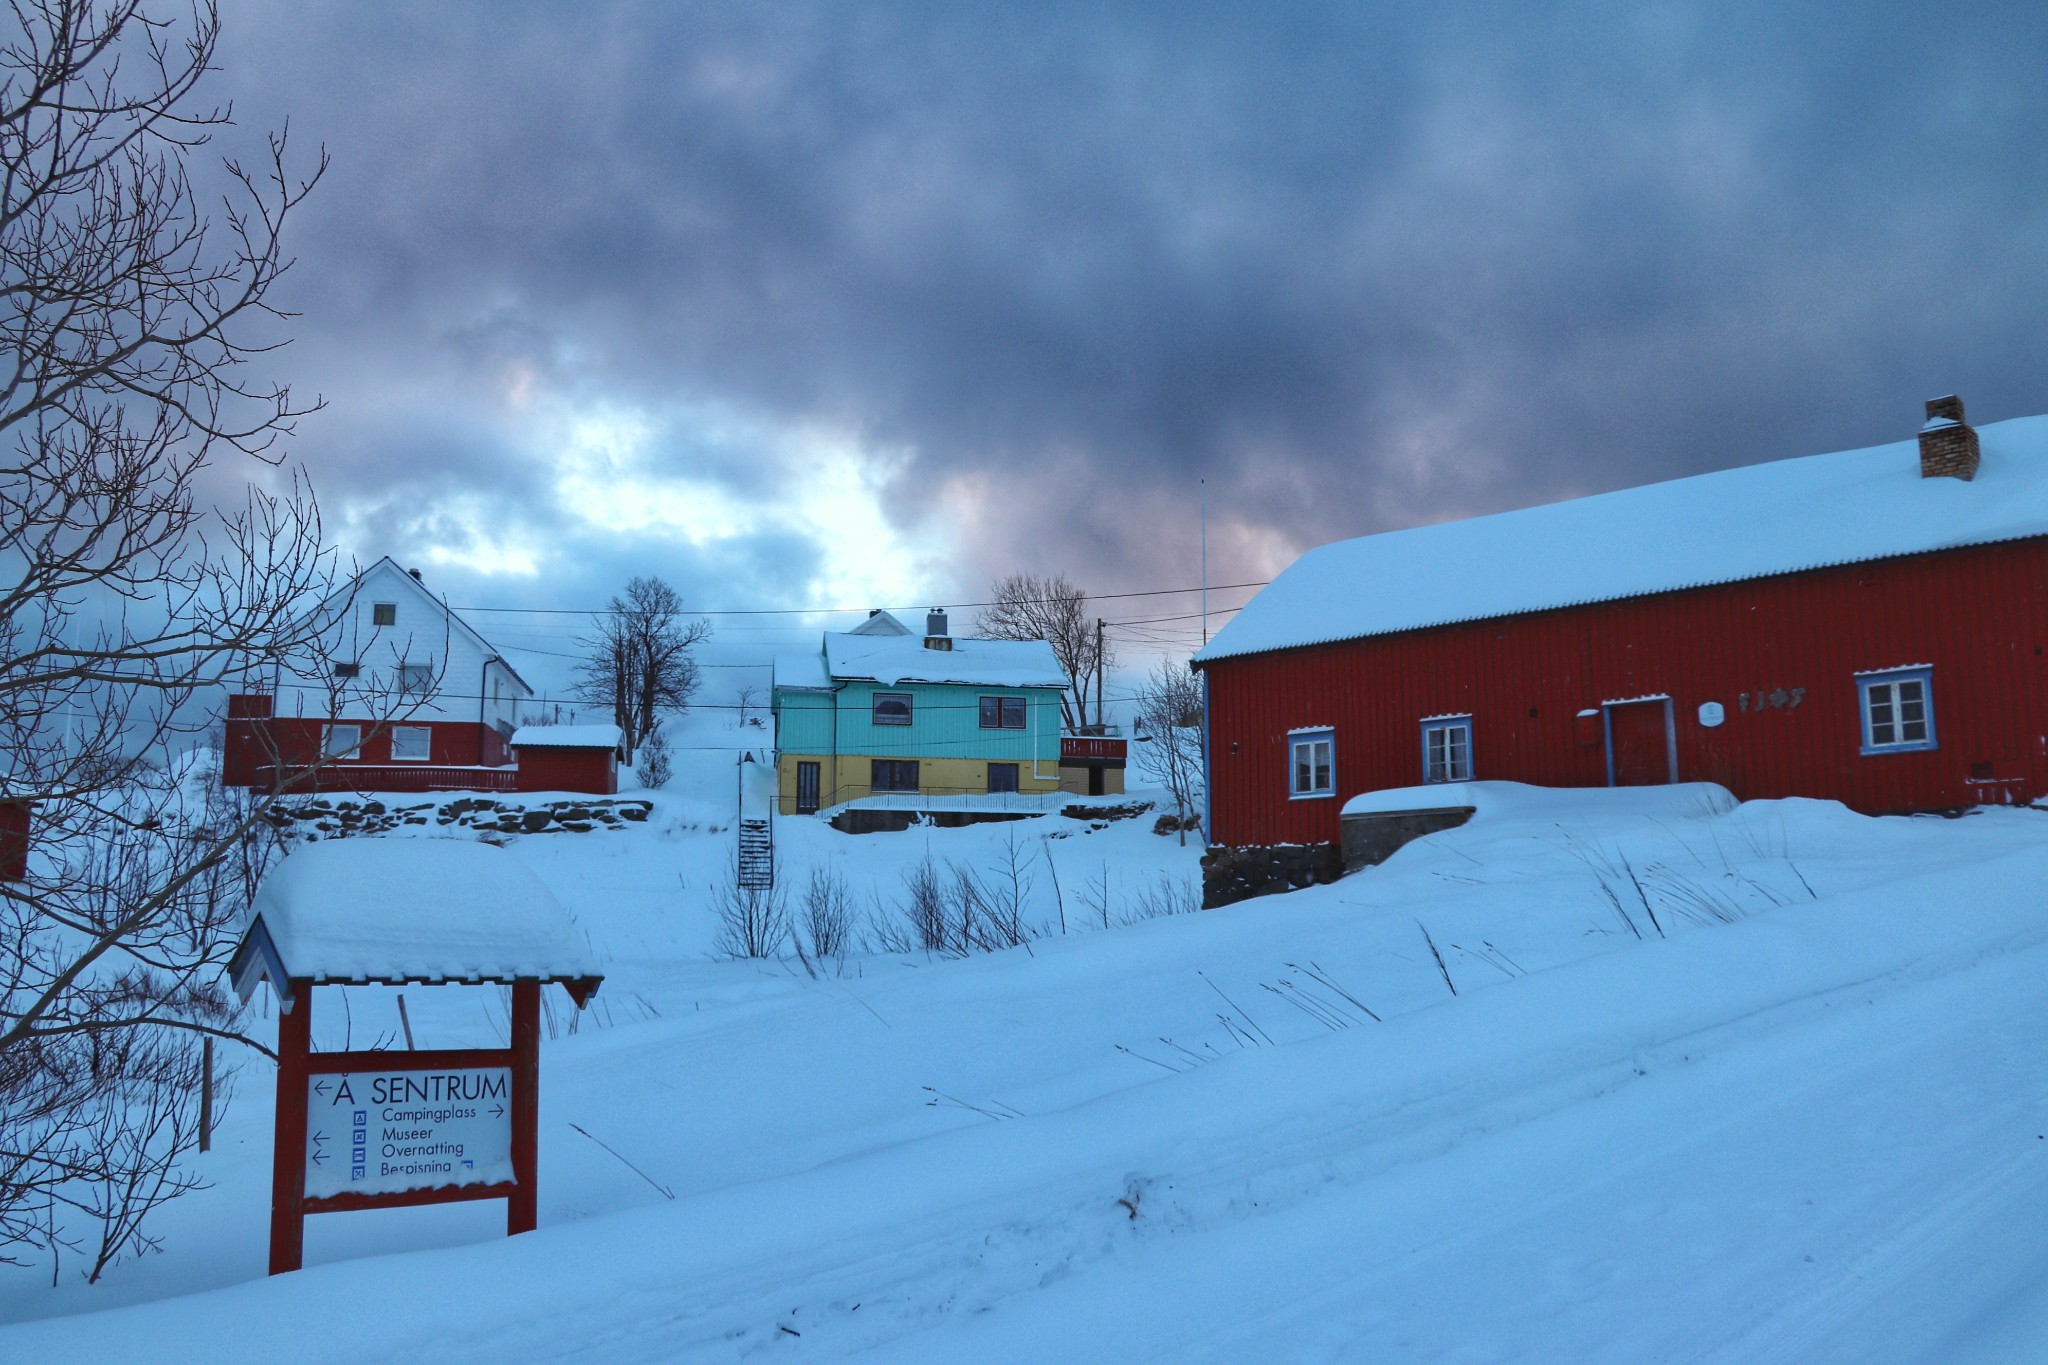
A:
229 838 603 1008
234 837 602 1276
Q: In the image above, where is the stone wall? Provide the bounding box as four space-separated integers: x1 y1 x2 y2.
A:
266 795 651 840
1340 806 1476 872
1200 842 1343 909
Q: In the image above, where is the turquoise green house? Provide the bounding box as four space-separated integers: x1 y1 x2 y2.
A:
771 610 1067 814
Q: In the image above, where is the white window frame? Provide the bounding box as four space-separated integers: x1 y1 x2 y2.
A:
323 724 362 759
1289 728 1335 799
1421 716 1473 783
371 601 397 626
872 692 913 726
397 661 432 695
1858 667 1936 754
390 725 432 762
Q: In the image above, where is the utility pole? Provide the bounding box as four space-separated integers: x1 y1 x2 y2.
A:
1095 617 1105 733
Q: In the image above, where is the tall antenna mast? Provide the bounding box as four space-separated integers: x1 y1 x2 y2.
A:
1200 477 1209 646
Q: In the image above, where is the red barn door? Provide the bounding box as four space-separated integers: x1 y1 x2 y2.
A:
1606 699 1675 786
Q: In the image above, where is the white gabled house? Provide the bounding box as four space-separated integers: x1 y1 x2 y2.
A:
224 557 536 790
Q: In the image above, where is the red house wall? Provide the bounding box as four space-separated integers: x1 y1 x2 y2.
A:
1202 539 2048 848
512 747 618 795
222 705 515 793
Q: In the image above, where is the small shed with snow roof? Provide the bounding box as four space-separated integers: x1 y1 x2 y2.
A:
509 723 623 795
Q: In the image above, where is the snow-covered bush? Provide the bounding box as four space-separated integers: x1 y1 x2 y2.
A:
635 724 673 790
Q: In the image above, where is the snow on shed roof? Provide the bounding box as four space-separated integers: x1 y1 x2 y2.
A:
509 724 622 749
1196 414 2048 663
231 839 601 1001
773 650 836 692
823 632 1068 688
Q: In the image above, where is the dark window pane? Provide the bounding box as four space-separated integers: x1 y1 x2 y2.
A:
873 693 912 725
372 602 396 626
872 759 919 792
1002 697 1026 729
979 697 1001 728
988 763 1019 793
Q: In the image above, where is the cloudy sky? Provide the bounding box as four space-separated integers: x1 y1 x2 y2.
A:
206 1 2048 689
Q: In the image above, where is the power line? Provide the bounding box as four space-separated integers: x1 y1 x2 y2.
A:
450 579 1271 618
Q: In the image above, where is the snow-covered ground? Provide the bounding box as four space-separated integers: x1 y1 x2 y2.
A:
7 712 2048 1361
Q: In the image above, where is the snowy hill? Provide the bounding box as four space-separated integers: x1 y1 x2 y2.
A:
6 716 2048 1361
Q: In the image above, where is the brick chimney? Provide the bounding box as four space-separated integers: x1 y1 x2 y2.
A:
1918 395 1980 480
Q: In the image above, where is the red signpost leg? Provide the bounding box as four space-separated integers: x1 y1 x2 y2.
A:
508 980 540 1236
269 980 311 1275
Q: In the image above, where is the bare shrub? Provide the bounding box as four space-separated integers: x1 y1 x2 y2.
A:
798 868 855 960
708 872 789 960
1125 872 1200 923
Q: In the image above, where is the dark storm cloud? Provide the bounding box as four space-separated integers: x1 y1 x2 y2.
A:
208 1 2048 658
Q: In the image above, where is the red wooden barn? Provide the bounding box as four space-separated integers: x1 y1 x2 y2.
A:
1193 397 2048 879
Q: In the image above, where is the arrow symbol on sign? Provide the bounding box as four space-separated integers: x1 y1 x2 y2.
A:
311 1131 328 1146
310 1151 326 1165
312 1080 332 1098
490 1104 506 1119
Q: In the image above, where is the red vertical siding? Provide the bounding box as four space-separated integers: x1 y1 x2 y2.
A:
1204 539 2048 847
225 718 512 792
512 747 618 795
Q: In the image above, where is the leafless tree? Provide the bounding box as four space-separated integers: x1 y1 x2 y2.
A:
1133 659 1206 845
0 0 328 1276
976 573 1112 732
576 576 709 765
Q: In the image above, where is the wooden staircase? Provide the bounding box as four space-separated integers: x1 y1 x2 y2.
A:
736 753 775 889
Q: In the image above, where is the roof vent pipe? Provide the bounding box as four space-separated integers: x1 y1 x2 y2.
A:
1919 394 1981 481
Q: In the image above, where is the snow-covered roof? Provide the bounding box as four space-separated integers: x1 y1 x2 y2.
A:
229 839 602 1003
509 724 622 750
773 650 836 692
822 632 1068 689
1196 414 2048 663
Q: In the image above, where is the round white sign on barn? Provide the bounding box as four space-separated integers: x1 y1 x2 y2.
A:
1698 701 1726 728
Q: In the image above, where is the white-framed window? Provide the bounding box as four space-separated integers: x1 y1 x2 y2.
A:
397 662 432 695
1421 716 1473 783
372 601 397 626
1289 728 1335 798
1858 667 1935 754
872 692 913 726
323 724 361 759
390 725 432 761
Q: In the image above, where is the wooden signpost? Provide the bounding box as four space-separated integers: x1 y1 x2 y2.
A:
228 840 602 1275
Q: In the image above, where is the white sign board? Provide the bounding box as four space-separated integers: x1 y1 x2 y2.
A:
305 1066 513 1199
